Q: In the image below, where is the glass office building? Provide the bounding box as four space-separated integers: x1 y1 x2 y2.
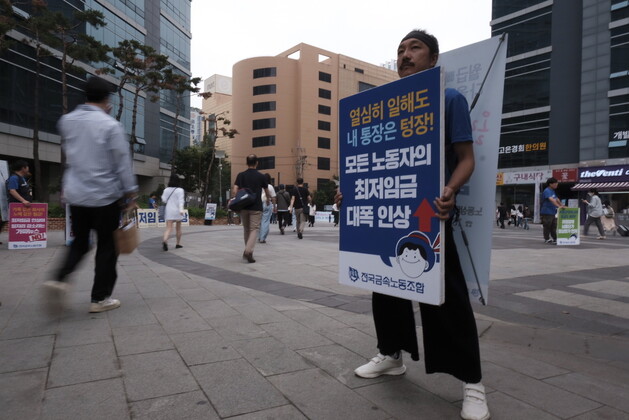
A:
492 0 629 209
0 0 192 197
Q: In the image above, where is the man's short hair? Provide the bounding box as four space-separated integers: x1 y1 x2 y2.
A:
11 159 28 172
546 177 558 185
246 154 258 166
400 29 439 57
296 177 304 184
85 76 114 103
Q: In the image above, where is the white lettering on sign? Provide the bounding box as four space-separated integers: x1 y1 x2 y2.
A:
579 168 624 178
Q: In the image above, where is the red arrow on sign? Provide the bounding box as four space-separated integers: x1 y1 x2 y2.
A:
413 199 437 232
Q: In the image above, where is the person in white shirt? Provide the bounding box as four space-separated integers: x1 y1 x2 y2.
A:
258 173 276 243
161 175 186 250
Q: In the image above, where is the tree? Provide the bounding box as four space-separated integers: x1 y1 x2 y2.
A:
0 0 19 51
312 176 338 209
161 69 201 168
110 40 169 150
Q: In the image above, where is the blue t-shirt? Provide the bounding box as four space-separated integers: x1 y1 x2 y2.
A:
540 187 558 215
7 174 32 203
444 88 473 183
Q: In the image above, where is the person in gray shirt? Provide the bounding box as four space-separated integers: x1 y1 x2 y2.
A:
582 188 605 239
44 76 138 314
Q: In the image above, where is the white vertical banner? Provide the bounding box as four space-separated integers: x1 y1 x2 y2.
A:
438 36 508 305
0 160 9 225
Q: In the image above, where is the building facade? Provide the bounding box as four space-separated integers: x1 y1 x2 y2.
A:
0 0 192 199
230 43 398 192
492 0 629 213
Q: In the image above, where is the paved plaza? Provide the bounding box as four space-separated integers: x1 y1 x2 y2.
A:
1 221 628 419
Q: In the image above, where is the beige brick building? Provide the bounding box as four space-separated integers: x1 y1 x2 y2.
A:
228 43 398 191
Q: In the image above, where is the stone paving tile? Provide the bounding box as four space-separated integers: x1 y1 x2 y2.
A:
281 308 350 332
226 404 308 420
191 358 287 418
187 298 240 319
206 315 269 341
55 318 112 348
149 305 212 334
544 372 629 413
483 391 560 419
297 343 388 389
48 342 120 388
356 378 461 419
232 336 313 376
260 320 334 350
400 366 464 403
479 342 570 379
175 287 218 301
106 301 159 328
483 361 602 418
120 349 199 402
41 378 129 420
169 329 241 366
268 368 391 420
569 406 629 419
112 324 174 356
0 314 59 340
129 390 220 420
0 335 54 373
231 301 292 324
0 368 47 420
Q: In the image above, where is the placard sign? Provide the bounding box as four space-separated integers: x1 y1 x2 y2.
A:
137 209 158 228
9 203 48 249
557 207 580 246
205 203 217 220
339 67 444 305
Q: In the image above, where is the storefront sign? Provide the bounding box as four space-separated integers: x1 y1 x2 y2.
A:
498 141 547 155
9 203 48 249
500 170 552 185
553 168 578 183
557 207 580 246
579 165 629 182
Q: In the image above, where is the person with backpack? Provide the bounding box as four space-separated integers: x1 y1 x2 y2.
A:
275 184 291 234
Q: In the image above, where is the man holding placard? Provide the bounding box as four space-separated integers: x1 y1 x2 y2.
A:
352 30 488 420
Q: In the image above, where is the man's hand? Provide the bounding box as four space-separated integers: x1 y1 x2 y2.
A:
433 186 455 220
22 200 31 208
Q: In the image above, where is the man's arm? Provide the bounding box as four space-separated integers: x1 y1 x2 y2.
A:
434 141 474 220
9 189 31 207
231 184 239 198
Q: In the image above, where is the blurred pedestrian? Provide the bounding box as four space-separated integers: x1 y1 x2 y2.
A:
308 201 316 227
582 188 605 239
288 177 311 239
161 175 185 250
46 76 138 313
275 184 291 234
258 173 276 243
541 177 565 244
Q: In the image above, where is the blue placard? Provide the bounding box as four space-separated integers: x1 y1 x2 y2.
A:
339 67 445 304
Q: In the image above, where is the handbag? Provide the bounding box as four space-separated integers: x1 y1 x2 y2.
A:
229 188 256 212
158 188 176 220
114 210 139 254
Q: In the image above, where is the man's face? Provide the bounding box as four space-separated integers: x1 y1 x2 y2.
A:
397 38 438 78
550 182 558 190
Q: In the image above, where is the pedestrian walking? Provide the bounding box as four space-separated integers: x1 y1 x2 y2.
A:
275 184 291 234
161 175 185 250
288 178 310 239
46 76 138 313
258 173 276 243
582 188 605 239
232 154 270 263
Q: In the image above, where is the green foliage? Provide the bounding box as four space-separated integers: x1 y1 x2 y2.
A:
312 178 338 209
48 203 65 218
187 207 205 219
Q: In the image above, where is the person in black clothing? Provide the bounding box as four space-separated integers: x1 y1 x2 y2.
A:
288 177 311 239
232 154 270 263
497 202 507 229
275 184 292 234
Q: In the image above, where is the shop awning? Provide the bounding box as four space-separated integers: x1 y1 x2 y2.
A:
571 182 629 191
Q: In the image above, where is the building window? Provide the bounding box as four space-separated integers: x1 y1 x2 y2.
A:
492 8 552 57
358 81 376 92
318 120 331 131
319 71 332 82
252 135 276 147
253 101 276 112
318 104 331 115
318 137 331 149
253 118 276 130
319 88 331 99
317 178 332 191
253 67 277 78
355 68 364 74
258 156 275 169
253 84 276 95
318 157 330 170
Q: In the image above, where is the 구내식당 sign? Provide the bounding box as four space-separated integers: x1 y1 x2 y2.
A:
339 67 445 305
9 203 48 249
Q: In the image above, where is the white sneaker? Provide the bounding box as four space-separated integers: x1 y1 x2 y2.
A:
461 383 490 420
89 298 121 313
354 353 406 378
